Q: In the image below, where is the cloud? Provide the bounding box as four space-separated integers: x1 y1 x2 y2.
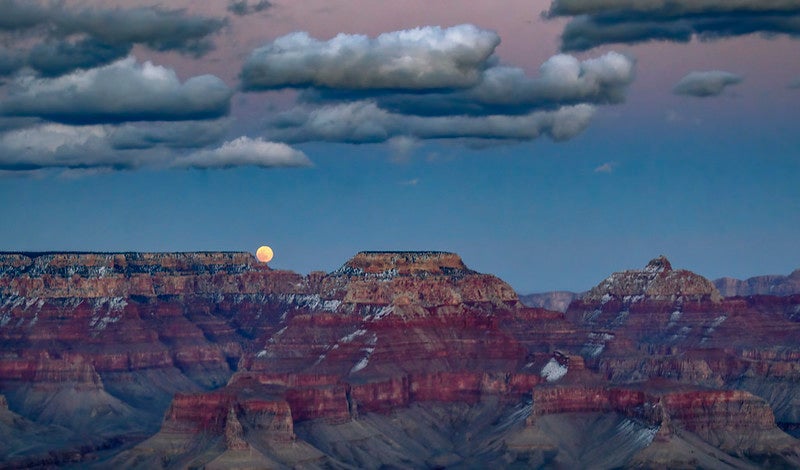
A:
0 123 309 172
388 136 421 162
1 57 232 124
789 78 800 89
27 38 132 77
243 24 631 148
594 162 615 173
334 51 635 116
548 0 800 18
0 1 225 76
265 101 595 143
546 0 800 51
399 178 420 186
173 137 311 169
228 0 273 16
672 71 742 97
0 49 25 77
241 24 500 91
51 5 226 57
0 124 152 171
109 120 232 150
0 0 50 31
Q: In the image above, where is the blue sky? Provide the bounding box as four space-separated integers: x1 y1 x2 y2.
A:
1 1 799 292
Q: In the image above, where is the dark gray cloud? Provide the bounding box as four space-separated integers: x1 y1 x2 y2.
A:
51 5 226 57
1 57 232 124
241 25 500 91
0 1 225 76
265 101 595 144
672 71 742 97
173 137 311 169
228 0 272 16
109 120 232 150
0 0 49 31
548 0 800 18
27 38 131 77
546 0 800 51
0 48 25 76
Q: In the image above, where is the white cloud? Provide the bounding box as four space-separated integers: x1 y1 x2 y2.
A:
241 24 500 90
0 124 308 172
594 162 615 173
361 51 635 116
173 137 311 169
266 101 595 143
673 70 742 97
388 136 421 162
471 51 634 105
1 57 232 124
0 124 151 170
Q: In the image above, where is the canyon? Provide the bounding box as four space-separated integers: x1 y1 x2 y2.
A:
0 251 799 468
522 264 800 313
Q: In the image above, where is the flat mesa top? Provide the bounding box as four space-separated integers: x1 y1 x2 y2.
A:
0 251 251 257
358 251 456 255
339 251 471 276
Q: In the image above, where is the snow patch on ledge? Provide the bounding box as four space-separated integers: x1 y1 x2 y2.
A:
540 358 568 382
350 356 369 374
340 329 367 343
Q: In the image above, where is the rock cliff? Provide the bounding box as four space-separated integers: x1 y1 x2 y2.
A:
715 269 800 297
0 251 798 468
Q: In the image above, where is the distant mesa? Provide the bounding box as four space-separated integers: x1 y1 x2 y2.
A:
332 251 474 278
714 268 800 297
580 255 722 304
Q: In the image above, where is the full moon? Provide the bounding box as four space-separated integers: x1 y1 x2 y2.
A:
256 245 274 263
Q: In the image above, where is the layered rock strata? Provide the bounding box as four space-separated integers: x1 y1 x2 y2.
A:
0 251 798 468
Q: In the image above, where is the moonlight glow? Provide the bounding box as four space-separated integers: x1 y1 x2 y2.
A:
256 245 274 263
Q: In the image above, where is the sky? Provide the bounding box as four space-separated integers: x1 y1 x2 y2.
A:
0 0 799 293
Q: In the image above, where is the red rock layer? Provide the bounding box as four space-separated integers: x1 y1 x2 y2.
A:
2 251 800 466
164 381 294 442
531 385 777 435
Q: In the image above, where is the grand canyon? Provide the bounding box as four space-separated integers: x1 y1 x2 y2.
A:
1 251 799 468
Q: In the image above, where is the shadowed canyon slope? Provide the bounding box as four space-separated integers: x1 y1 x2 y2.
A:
1 251 799 468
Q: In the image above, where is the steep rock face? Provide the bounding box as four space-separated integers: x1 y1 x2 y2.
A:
715 269 800 297
565 256 800 435
530 385 799 461
1 251 800 468
0 251 317 444
238 252 544 423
